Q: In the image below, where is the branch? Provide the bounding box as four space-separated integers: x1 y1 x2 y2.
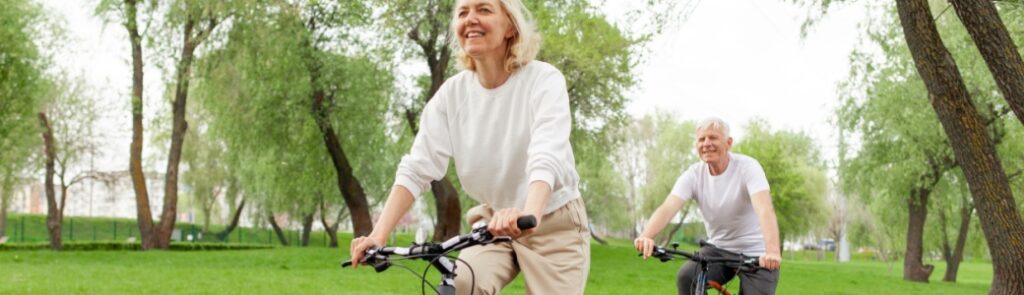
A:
190 18 219 49
1009 169 1022 181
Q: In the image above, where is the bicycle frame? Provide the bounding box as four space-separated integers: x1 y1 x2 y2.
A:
645 242 760 295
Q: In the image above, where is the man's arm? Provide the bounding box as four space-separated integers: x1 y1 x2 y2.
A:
636 195 687 259
751 190 781 270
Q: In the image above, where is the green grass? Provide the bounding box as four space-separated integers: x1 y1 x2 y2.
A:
0 234 993 294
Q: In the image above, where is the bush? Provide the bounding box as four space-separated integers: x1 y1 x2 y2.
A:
0 241 274 251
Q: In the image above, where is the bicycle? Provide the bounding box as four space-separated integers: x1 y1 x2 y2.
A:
642 241 762 295
343 215 537 295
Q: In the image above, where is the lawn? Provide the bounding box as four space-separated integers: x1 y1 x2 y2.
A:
0 233 993 294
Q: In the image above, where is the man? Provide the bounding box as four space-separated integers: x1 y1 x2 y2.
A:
635 117 781 295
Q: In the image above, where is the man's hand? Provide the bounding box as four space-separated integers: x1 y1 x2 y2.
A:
634 236 656 260
759 252 781 270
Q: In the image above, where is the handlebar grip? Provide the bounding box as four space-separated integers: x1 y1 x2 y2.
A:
517 215 537 230
341 260 353 268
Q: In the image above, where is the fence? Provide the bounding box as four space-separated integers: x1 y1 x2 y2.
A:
3 214 337 247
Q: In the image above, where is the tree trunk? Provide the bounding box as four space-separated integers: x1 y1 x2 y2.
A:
945 199 973 283
404 106 462 242
216 198 246 241
904 187 935 282
309 87 374 237
430 180 462 241
949 0 1024 125
319 199 339 248
660 208 691 247
0 175 12 239
158 9 218 249
660 222 684 247
590 229 608 245
123 0 156 250
300 212 314 247
302 23 374 236
896 1 1024 292
267 212 288 246
39 113 62 251
407 4 462 241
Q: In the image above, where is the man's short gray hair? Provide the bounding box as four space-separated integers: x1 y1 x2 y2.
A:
696 117 730 138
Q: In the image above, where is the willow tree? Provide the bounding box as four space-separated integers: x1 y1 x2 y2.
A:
194 1 398 238
895 0 1024 290
0 0 47 238
733 120 828 253
639 114 697 245
97 0 233 249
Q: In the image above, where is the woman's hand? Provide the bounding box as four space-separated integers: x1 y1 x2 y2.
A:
634 236 656 260
488 208 540 238
348 235 385 269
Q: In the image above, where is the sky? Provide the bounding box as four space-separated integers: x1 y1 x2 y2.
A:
601 0 870 166
40 0 871 173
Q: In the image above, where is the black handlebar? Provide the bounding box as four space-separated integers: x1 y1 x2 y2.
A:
516 215 537 231
343 215 538 269
644 242 761 269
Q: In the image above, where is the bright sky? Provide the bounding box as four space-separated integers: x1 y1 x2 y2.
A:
41 0 870 172
602 0 870 166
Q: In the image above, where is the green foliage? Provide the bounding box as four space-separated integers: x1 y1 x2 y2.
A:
532 1 639 142
639 113 697 216
836 4 1022 258
733 119 828 240
575 137 630 232
0 0 48 185
193 1 399 224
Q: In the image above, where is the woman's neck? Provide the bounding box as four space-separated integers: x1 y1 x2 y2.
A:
474 54 511 89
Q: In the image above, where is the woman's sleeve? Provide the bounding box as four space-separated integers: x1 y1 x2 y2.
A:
394 95 453 199
526 69 574 190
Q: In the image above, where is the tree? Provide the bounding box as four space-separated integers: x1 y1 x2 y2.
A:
0 0 47 240
181 107 228 234
896 0 1024 291
38 73 103 250
638 114 697 246
380 0 464 241
838 2 1023 283
97 0 158 249
932 172 974 282
194 1 398 238
733 119 827 253
99 0 232 249
611 116 655 239
153 0 228 249
948 1 1024 125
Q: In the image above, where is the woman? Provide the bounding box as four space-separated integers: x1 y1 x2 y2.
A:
348 0 589 294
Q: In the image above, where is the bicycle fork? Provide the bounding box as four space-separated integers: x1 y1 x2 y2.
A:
433 256 458 295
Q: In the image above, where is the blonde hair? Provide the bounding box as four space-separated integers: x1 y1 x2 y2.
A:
696 117 731 138
450 0 541 73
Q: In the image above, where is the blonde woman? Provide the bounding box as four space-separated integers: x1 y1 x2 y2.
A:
349 0 589 294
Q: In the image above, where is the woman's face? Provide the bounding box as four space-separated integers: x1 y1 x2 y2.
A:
455 0 516 61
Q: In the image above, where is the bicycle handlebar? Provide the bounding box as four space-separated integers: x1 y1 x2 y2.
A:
343 215 537 270
644 242 761 270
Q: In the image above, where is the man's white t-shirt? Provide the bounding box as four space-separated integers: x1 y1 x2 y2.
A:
670 153 770 255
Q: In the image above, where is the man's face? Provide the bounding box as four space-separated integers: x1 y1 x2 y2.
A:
695 127 732 164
